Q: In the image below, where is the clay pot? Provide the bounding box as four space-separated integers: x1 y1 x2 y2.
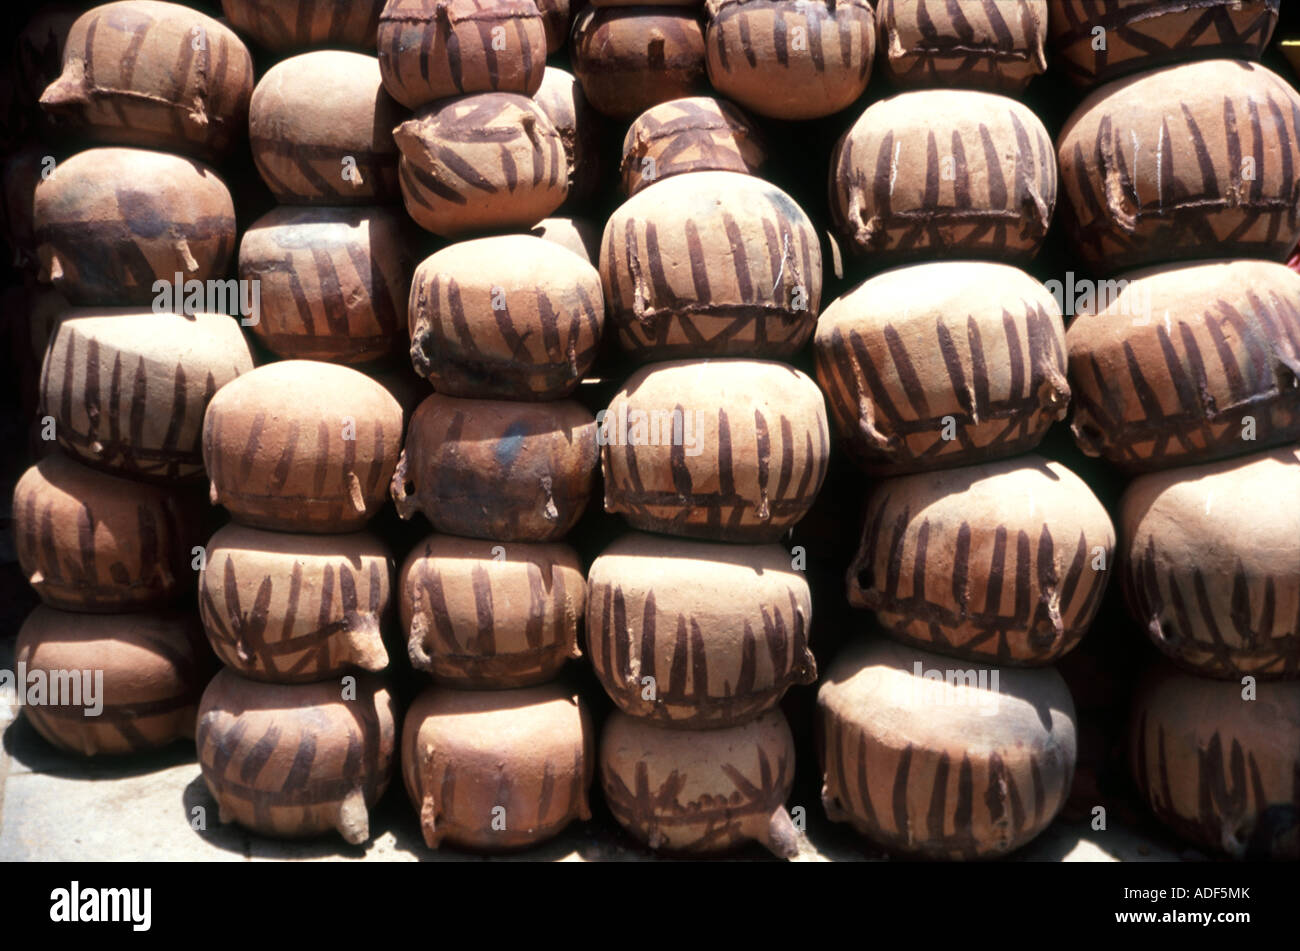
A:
847 455 1116 665
33 147 235 307
602 359 829 543
39 1 253 161
570 7 707 119
238 206 413 365
14 453 203 613
1066 259 1300 470
818 636 1077 859
536 0 570 52
196 669 397 844
202 361 404 533
249 51 402 205
400 535 584 687
600 171 821 361
221 0 384 52
394 93 568 238
1122 447 1300 680
402 684 594 850
534 66 602 207
813 261 1069 476
376 0 546 109
1057 60 1300 275
830 89 1055 265
198 525 392 684
393 393 598 541
407 235 604 400
587 533 815 727
530 216 601 264
601 709 800 856
15 606 214 757
704 0 875 120
1048 0 1279 88
620 96 765 196
1130 659 1299 860
877 0 1047 92
39 310 254 482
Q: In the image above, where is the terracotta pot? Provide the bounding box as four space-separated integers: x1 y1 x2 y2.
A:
198 524 392 684
587 533 815 727
818 636 1077 858
830 89 1055 265
394 93 568 238
33 147 235 306
1048 0 1279 88
239 206 413 365
377 0 546 109
402 683 593 850
848 455 1115 665
39 1 253 161
14 453 203 613
570 7 706 119
534 66 602 207
1066 259 1300 470
530 216 601 264
400 535 584 687
249 51 402 205
393 393 598 541
600 171 821 361
1057 60 1300 275
704 0 875 119
196 669 397 844
602 359 829 543
536 0 570 52
813 261 1068 476
221 0 384 52
1122 447 1300 680
877 0 1047 92
620 95 765 196
600 709 800 856
1130 659 1299 859
15 606 215 756
407 235 603 400
39 310 254 482
202 360 404 533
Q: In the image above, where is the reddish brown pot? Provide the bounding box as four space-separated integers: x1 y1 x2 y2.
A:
221 0 384 52
1048 0 1279 88
197 669 397 844
33 147 235 307
198 524 392 684
393 393 598 541
534 66 603 207
600 171 821 361
570 7 707 119
1122 447 1300 680
536 0 570 52
819 636 1077 859
620 95 765 196
587 533 815 728
394 93 568 238
239 206 413 365
600 709 800 857
704 0 875 120
407 235 603 400
601 359 829 543
249 51 402 205
399 535 584 687
813 261 1068 476
831 89 1055 265
402 684 594 851
39 310 254 482
1066 260 1300 471
202 361 404 533
848 455 1116 665
530 216 601 264
1057 60 1300 275
377 0 546 109
15 606 215 757
39 1 253 161
877 0 1047 93
1130 659 1299 860
14 453 203 613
